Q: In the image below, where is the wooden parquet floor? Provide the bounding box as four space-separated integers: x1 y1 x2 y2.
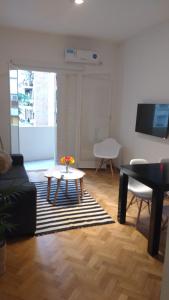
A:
0 169 165 300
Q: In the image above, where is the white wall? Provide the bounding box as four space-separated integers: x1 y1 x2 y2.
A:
117 22 169 164
117 21 169 300
0 27 117 161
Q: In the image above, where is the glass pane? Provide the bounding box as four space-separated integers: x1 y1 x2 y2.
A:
10 78 17 94
9 69 20 154
17 70 56 127
10 70 17 78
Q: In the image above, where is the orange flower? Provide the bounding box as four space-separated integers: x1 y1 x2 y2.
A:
60 156 75 165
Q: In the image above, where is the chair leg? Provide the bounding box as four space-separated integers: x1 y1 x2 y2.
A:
126 194 135 211
109 159 114 177
136 199 143 227
96 158 104 173
161 216 169 231
147 201 151 215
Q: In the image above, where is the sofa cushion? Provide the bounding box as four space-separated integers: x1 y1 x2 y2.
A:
0 166 28 181
0 151 12 174
11 154 24 166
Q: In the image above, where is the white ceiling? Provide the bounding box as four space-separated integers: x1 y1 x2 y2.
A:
0 0 169 42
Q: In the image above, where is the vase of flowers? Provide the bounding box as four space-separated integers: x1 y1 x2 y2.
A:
60 156 75 173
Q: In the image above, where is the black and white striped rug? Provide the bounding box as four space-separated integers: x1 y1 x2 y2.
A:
35 180 114 235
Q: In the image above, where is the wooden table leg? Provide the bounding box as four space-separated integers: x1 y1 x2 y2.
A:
66 180 68 196
54 178 61 204
117 171 128 224
80 178 84 198
47 177 51 202
75 179 80 204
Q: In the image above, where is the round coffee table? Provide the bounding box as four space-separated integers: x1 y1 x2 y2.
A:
44 165 85 204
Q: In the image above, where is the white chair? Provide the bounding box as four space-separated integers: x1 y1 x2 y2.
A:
127 158 152 227
93 138 121 176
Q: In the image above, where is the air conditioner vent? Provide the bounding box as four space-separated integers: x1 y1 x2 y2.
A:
65 48 101 65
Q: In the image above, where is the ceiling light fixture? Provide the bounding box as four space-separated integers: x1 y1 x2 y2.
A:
74 0 84 5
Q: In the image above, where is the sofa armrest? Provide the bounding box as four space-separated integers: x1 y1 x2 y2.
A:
7 182 37 237
11 154 24 166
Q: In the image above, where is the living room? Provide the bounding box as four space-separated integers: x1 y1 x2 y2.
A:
0 1 169 299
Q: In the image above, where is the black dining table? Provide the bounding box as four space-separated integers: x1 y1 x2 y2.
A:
117 162 169 256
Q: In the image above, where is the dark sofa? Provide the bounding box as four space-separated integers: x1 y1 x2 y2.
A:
0 154 36 237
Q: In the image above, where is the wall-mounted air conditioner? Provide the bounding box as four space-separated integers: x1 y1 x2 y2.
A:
65 48 101 65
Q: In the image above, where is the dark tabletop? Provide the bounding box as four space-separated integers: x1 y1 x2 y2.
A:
120 163 169 190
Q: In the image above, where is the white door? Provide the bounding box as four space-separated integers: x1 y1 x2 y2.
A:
57 72 112 168
57 72 79 165
78 74 112 168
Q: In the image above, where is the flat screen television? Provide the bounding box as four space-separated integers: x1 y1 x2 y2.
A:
135 103 169 138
